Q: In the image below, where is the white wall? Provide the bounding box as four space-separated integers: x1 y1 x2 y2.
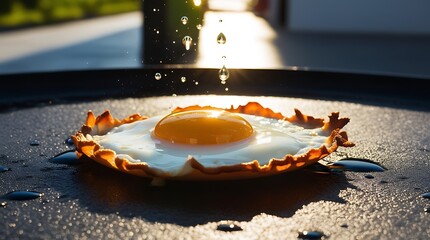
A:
289 0 430 34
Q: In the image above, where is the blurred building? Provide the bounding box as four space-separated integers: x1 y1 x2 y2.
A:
266 0 430 35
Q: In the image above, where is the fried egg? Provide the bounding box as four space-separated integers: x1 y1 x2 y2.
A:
72 102 354 180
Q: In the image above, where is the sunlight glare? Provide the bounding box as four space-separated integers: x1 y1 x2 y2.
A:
208 0 253 11
197 11 283 68
193 0 202 7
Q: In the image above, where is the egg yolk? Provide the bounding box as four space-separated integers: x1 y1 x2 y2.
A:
154 110 254 145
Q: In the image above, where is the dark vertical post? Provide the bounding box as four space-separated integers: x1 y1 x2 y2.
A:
279 0 287 27
142 0 203 65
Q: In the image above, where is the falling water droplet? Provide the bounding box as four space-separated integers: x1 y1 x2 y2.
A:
196 24 202 30
195 81 199 85
326 158 385 172
30 140 40 146
0 165 11 173
221 80 226 85
1 202 6 207
219 65 229 81
216 223 242 232
424 207 429 213
64 137 74 146
181 77 186 83
181 16 188 25
217 32 226 44
182 36 193 50
3 191 44 200
155 73 162 80
49 150 80 165
422 192 430 199
297 230 326 239
225 88 229 92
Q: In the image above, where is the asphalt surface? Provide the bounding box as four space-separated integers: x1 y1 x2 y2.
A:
0 28 141 74
0 95 429 239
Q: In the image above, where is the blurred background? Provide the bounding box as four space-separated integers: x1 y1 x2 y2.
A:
1 0 430 78
0 0 139 26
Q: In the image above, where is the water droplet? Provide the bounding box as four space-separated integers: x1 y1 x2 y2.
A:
172 94 177 97
64 137 74 146
181 16 188 25
195 81 199 85
30 140 40 146
217 32 226 44
1 202 6 207
327 158 385 172
221 80 226 85
49 150 80 165
155 73 162 80
181 77 186 83
0 165 11 172
365 174 375 179
422 192 430 199
219 65 229 81
298 230 326 239
216 223 242 232
225 88 229 92
424 207 429 213
219 19 223 23
3 191 44 201
196 24 202 30
182 36 193 50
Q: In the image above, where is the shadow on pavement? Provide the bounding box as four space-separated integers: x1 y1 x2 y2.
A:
55 158 354 226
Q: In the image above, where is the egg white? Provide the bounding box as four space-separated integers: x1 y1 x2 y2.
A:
93 114 328 176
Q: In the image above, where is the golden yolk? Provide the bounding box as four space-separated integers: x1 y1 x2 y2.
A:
154 110 254 145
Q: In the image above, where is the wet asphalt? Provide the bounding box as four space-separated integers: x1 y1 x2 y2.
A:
0 95 429 239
